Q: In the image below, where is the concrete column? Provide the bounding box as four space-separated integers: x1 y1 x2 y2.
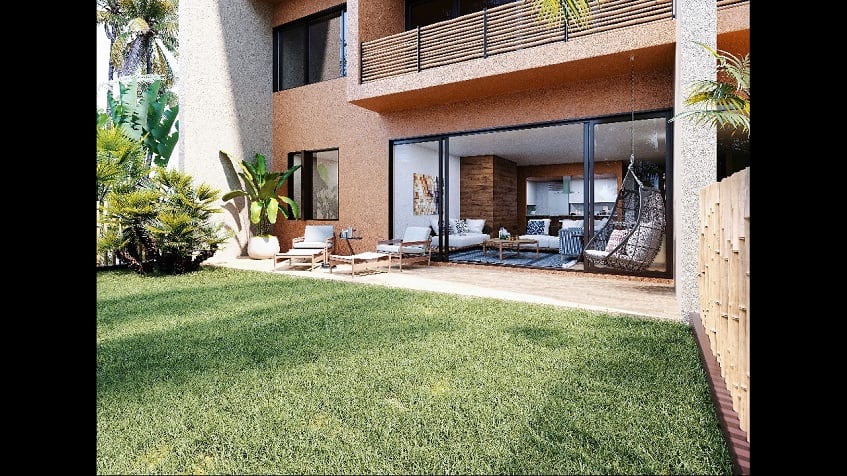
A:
179 0 274 257
673 0 717 321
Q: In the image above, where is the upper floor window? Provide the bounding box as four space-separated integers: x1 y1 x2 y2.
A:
274 6 347 91
406 0 518 30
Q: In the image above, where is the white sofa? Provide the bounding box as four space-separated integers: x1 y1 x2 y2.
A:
429 217 490 250
519 218 609 251
518 218 558 249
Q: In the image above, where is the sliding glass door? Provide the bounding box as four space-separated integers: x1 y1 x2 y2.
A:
388 110 672 277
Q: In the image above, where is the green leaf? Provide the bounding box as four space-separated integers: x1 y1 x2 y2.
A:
266 198 279 224
254 153 268 177
248 201 263 225
221 190 248 201
280 195 300 220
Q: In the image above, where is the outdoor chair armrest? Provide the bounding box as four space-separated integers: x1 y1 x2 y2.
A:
399 240 432 253
292 236 305 245
378 238 402 246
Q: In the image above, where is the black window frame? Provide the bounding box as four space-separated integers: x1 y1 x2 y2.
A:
273 5 347 92
405 0 518 30
287 148 340 221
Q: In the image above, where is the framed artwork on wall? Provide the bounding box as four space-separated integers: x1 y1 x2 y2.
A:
413 173 438 215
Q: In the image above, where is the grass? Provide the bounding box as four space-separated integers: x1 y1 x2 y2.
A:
97 266 732 475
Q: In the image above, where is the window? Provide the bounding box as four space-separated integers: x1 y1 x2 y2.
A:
274 6 346 91
288 149 339 220
406 0 518 29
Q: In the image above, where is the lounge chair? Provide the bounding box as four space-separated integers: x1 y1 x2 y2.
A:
376 226 432 271
291 225 335 265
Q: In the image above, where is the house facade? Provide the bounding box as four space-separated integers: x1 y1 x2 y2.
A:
178 0 750 319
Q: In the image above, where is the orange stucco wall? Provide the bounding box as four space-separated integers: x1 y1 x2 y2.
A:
272 69 672 252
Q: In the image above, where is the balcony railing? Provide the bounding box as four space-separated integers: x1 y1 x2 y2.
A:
360 0 675 83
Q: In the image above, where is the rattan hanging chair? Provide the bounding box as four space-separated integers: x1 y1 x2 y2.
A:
582 160 666 272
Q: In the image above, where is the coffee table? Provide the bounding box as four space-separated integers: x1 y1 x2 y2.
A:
482 238 539 261
328 252 391 277
273 248 326 271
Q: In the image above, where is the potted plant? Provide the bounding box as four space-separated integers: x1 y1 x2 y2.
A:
221 150 301 259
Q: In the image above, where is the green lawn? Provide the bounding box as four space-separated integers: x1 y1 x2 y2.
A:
97 266 732 475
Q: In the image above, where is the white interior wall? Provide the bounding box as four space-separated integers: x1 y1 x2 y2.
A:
392 143 460 238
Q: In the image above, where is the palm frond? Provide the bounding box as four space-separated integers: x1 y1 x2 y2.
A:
531 0 592 28
670 42 750 137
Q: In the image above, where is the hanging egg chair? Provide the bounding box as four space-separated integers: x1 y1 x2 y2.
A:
582 159 665 272
582 54 666 272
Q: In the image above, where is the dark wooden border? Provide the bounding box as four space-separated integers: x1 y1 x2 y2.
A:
690 312 750 475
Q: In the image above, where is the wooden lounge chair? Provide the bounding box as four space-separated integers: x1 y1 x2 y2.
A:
375 226 432 271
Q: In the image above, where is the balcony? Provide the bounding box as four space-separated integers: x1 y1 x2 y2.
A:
349 0 748 113
360 0 675 83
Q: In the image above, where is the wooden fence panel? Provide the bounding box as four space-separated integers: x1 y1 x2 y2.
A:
698 167 750 442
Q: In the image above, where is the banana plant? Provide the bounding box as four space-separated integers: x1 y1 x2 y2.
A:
106 78 179 167
221 151 302 236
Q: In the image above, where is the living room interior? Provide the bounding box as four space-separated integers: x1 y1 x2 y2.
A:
390 112 671 276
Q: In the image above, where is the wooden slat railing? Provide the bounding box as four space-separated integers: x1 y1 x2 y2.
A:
361 0 675 83
698 166 750 442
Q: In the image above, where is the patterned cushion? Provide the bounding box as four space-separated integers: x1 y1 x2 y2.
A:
605 229 629 252
526 220 546 235
454 219 469 234
448 218 458 234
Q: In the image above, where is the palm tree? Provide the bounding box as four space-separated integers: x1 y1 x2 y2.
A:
110 0 179 89
670 43 750 137
96 0 127 83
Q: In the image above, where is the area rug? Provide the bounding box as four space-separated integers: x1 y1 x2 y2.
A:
447 247 578 270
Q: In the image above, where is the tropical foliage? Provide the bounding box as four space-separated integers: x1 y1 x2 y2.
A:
670 42 750 137
97 166 232 275
97 0 179 89
96 115 148 204
106 78 179 167
221 151 302 236
97 115 230 274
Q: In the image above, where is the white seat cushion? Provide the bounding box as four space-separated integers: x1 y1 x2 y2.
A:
293 241 330 249
376 244 400 254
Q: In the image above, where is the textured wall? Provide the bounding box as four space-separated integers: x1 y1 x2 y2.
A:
273 67 673 255
673 0 717 320
179 0 274 257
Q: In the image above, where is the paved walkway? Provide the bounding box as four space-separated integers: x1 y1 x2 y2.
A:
203 256 681 322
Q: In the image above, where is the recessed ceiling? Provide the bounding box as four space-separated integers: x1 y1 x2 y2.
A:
415 118 667 166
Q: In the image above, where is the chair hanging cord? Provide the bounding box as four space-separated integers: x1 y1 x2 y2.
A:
629 54 635 166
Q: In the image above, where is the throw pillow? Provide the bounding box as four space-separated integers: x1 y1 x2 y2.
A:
454 219 469 234
448 218 459 234
526 220 545 235
430 217 440 235
540 218 551 235
605 229 629 252
465 218 486 234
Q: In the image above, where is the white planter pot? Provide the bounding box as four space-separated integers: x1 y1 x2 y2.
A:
247 236 280 259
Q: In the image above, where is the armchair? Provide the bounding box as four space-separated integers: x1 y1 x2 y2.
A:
376 226 432 271
292 225 335 264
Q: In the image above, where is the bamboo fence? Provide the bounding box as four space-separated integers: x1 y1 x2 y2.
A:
698 166 750 442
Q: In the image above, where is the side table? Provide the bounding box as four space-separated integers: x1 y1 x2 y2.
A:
339 233 363 255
